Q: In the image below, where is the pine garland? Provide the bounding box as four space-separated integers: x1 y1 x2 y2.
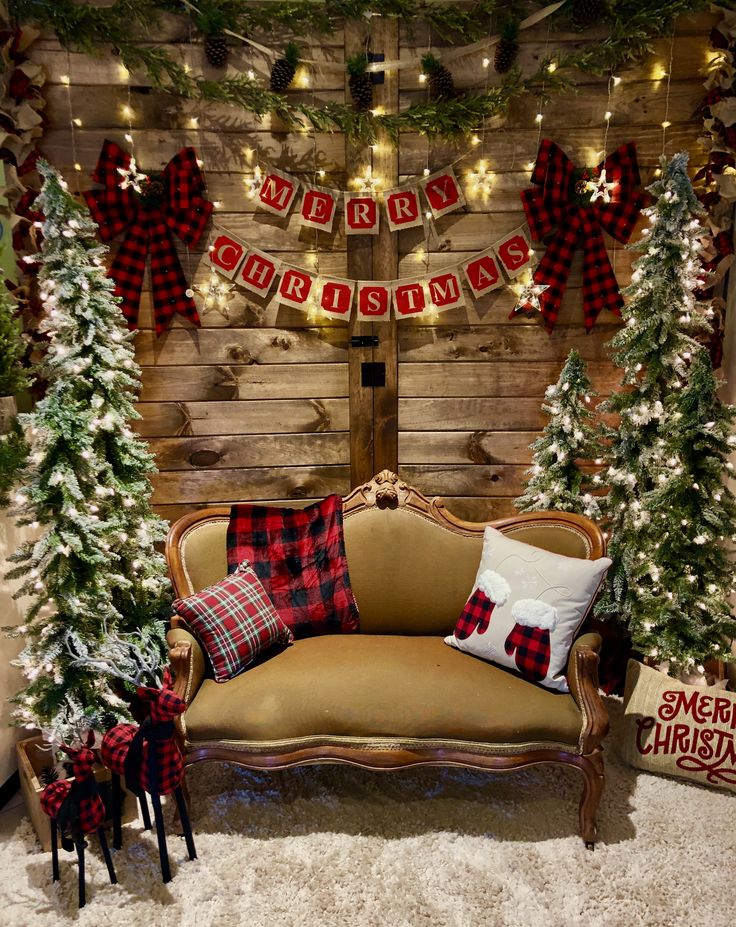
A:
9 0 732 143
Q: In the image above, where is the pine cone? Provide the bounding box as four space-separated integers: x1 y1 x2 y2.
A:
270 43 299 92
494 21 520 74
570 0 608 28
347 54 373 112
204 35 228 68
422 53 455 102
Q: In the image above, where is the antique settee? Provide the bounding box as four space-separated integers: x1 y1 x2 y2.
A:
165 471 609 847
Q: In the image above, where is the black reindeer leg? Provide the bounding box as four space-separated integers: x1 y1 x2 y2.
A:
74 832 86 908
139 793 152 830
150 792 171 883
97 827 118 884
111 772 123 850
173 786 197 861
50 818 59 882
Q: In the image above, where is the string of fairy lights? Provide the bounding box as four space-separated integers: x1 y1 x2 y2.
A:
48 28 684 326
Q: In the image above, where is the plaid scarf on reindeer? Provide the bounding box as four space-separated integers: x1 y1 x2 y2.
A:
226 495 359 638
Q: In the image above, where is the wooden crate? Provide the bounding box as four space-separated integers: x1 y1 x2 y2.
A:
17 735 136 852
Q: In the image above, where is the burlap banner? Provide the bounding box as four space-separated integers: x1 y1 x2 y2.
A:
207 225 536 322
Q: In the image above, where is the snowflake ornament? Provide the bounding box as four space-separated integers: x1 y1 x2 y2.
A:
116 156 148 194
509 273 549 315
588 169 617 204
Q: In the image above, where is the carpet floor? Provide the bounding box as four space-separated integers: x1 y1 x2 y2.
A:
1 701 734 927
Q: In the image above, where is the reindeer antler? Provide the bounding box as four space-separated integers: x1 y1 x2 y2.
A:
65 623 163 689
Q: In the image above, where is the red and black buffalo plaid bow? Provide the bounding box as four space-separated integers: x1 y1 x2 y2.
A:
83 140 213 336
521 139 647 332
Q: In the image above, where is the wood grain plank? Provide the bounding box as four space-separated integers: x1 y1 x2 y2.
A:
150 432 349 470
134 399 349 436
152 497 319 522
400 464 531 496
139 363 348 401
150 465 351 504
399 431 539 465
417 495 521 522
398 325 617 362
134 328 349 366
399 397 549 431
398 361 620 397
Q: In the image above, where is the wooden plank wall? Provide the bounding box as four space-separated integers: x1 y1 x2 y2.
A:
32 10 714 524
395 13 713 520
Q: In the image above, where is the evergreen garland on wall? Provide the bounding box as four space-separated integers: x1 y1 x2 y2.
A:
8 0 728 144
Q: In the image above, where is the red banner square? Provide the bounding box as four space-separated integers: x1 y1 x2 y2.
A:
428 270 465 311
239 249 281 296
496 230 532 279
357 282 391 320
277 268 315 309
462 248 503 298
209 233 246 279
420 168 466 219
384 189 423 231
345 194 379 235
258 170 298 216
300 188 337 231
393 282 427 317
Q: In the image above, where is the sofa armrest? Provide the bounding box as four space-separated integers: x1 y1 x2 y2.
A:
167 626 206 707
567 632 609 754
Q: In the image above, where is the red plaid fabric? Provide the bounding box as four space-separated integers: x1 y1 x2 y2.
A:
521 139 647 332
83 139 213 336
101 678 187 795
454 588 496 640
40 752 106 834
504 624 552 684
226 496 359 638
173 563 293 680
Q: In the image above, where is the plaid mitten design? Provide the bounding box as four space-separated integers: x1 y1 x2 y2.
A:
504 599 557 683
454 570 510 640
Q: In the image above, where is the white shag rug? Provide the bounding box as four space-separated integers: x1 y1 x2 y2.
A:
1 700 734 927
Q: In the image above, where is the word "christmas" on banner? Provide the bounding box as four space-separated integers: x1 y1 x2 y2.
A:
207 225 535 321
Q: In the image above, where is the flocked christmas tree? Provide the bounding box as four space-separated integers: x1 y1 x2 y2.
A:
596 151 736 672
515 348 602 519
5 161 170 740
636 347 736 669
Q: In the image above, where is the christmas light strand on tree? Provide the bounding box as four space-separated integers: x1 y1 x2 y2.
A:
515 348 602 518
596 150 736 673
635 347 736 671
4 161 170 741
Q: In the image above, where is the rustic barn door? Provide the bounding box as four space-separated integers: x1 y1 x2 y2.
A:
346 19 399 486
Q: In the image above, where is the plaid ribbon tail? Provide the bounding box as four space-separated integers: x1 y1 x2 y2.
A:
534 211 583 333
580 214 622 330
109 219 150 329
148 213 201 335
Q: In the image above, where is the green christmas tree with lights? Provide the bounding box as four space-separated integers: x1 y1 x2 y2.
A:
5 161 170 740
597 151 736 673
516 348 602 518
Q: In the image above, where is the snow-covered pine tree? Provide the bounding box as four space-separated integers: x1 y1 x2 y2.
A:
595 151 716 652
633 346 736 670
515 348 602 519
5 161 170 741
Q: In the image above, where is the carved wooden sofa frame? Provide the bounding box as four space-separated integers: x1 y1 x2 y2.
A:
166 471 609 848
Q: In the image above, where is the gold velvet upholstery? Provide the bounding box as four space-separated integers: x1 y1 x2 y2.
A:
343 507 483 635
176 517 229 596
181 635 585 748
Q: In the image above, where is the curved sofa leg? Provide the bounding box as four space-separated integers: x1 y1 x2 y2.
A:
578 748 604 849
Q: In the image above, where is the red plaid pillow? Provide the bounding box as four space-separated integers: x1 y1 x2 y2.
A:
226 495 359 638
173 562 293 682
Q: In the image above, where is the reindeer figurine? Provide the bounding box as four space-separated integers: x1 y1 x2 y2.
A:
39 731 117 908
68 630 196 883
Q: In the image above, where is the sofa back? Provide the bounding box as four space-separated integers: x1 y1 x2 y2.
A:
166 471 605 637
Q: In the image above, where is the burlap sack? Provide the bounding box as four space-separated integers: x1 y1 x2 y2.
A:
621 659 736 792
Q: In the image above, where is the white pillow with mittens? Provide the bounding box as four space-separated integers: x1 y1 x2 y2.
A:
445 526 611 691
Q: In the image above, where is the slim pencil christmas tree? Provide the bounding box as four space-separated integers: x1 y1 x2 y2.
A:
515 348 602 519
596 151 735 672
633 347 736 669
6 161 170 741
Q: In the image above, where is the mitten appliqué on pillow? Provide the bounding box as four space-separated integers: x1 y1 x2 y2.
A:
446 526 610 691
454 570 511 640
504 599 558 683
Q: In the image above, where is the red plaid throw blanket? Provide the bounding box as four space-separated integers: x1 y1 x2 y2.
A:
226 495 359 638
